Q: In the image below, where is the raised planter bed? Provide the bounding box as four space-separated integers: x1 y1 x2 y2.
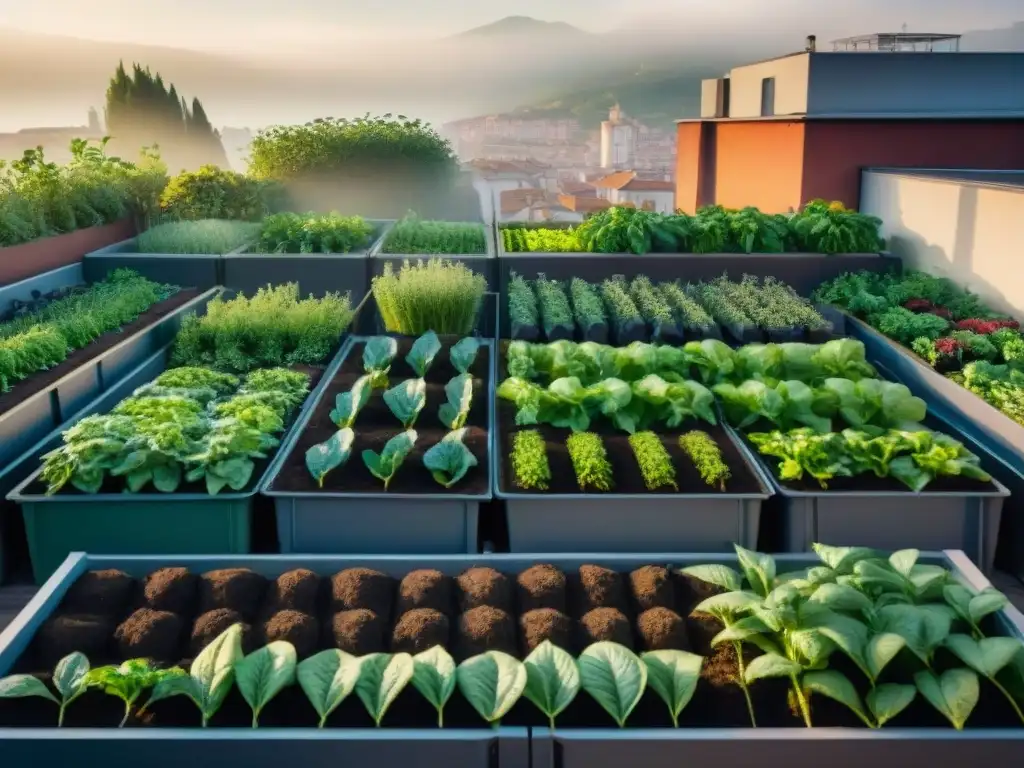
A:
0 263 82 315
84 238 231 290
371 220 496 290
494 341 772 552
263 333 495 554
0 283 217 469
1 549 1021 768
223 220 393 299
0 218 135 286
5 337 348 584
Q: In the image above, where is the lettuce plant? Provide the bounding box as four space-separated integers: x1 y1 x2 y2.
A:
363 336 398 388
510 429 551 491
423 429 478 488
0 651 90 726
438 373 473 429
406 331 441 377
362 430 417 490
329 375 372 428
384 378 427 428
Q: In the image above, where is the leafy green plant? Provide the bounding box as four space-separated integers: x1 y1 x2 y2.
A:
363 336 399 388
578 642 647 727
628 431 677 491
384 378 427 428
382 214 486 254
508 272 540 332
256 211 374 254
790 200 884 254
235 641 298 727
913 669 978 730
362 430 417 490
943 635 1024 723
534 275 574 337
356 653 415 726
136 219 260 254
438 373 473 429
423 428 478 488
372 259 486 336
410 646 457 727
522 640 580 729
575 207 691 254
501 225 582 253
679 431 731 490
450 337 481 375
510 430 551 491
159 165 282 222
0 651 90 726
297 649 362 728
305 428 355 487
88 659 182 727
457 651 527 724
641 650 704 728
569 278 607 333
870 306 950 346
329 375 372 428
566 432 614 491
407 331 442 376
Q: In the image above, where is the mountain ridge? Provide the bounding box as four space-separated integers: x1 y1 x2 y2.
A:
453 16 590 38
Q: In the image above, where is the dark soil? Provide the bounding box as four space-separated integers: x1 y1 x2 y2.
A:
269 336 491 495
330 568 395 620
456 566 512 613
6 562 1023 731
0 288 200 414
517 563 567 613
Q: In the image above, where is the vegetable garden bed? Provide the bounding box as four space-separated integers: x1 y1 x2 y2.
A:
263 333 494 554
494 339 771 552
0 547 1021 768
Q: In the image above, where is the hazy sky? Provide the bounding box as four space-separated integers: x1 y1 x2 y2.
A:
3 0 1022 53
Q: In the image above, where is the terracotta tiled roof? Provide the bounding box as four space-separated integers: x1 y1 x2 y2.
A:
620 179 675 192
591 170 637 190
557 194 612 213
500 187 548 214
559 180 597 195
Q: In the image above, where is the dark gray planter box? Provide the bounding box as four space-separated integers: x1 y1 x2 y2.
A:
0 286 221 469
0 263 83 315
223 220 393 299
83 237 239 289
370 220 496 291
261 335 496 555
6 338 349 584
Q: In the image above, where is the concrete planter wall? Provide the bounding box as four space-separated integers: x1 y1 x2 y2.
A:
84 237 250 289
0 218 135 286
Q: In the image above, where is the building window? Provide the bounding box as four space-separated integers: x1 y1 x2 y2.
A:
760 77 776 117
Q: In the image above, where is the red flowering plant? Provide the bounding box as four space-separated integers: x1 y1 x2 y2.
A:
935 337 963 356
955 318 1021 335
903 299 933 312
912 336 963 371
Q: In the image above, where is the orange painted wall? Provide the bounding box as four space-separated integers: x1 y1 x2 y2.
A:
713 121 806 213
675 122 704 213
802 120 1024 208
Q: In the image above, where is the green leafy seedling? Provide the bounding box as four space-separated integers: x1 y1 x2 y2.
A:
305 428 355 487
410 646 457 727
89 659 184 727
0 651 91 727
944 634 1024 723
641 649 703 728
523 640 580 729
914 668 979 730
423 428 478 488
457 651 527 725
362 430 417 490
329 375 372 428
363 336 398 388
450 337 482 374
355 653 414 726
578 642 647 728
438 373 473 429
235 641 298 727
407 331 442 376
383 378 427 428
297 649 362 727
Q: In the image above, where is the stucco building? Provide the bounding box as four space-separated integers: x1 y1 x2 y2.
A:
675 34 1024 213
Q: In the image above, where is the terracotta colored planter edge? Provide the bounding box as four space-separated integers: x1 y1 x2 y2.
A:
0 218 137 287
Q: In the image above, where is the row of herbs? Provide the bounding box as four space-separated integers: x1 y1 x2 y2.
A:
372 258 488 337
509 271 829 343
305 332 483 490
380 212 487 255
510 428 731 493
815 270 1024 428
1 269 178 392
501 201 884 256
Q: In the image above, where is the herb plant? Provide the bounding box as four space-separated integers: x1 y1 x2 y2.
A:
0 651 90 726
510 429 551 491
257 211 374 254
372 259 486 336
679 431 731 490
136 219 260 254
534 274 573 337
362 430 417 490
600 277 643 333
438 373 473 429
628 431 678 490
508 272 540 332
381 214 486 254
569 278 607 333
566 432 614 491
384 378 427 428
423 428 478 487
790 200 884 254
629 276 675 333
660 282 714 330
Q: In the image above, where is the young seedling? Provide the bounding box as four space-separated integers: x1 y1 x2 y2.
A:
406 331 442 377
355 653 414 726
410 646 457 727
329 375 372 428
235 641 298 727
305 428 355 487
297 649 362 728
510 429 551 491
457 650 527 726
438 373 473 429
522 640 580 729
362 430 418 490
363 336 398 388
0 651 91 727
640 650 703 728
89 659 184 727
450 337 482 375
578 642 647 727
383 378 427 428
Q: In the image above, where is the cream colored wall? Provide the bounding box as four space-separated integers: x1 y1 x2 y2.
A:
861 171 1024 318
728 54 810 118
700 79 720 118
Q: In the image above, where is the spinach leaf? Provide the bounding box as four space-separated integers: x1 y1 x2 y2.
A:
450 337 482 374
866 683 916 727
410 646 457 727
235 641 298 727
944 634 1024 723
423 429 478 488
457 651 527 724
297 649 362 727
640 650 702 727
53 652 91 727
438 373 474 430
329 375 372 428
362 430 417 490
802 670 874 728
914 668 979 730
406 331 442 376
355 653 414 726
363 337 398 388
305 428 355 487
523 640 580 729
383 378 427 428
0 674 59 711
578 642 647 727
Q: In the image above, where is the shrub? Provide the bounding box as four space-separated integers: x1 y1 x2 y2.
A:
565 432 614 491
628 431 677 491
508 272 539 331
256 211 375 254
679 431 730 490
382 213 486 254
136 219 260 254
372 258 487 336
170 283 353 372
511 430 551 490
160 165 285 222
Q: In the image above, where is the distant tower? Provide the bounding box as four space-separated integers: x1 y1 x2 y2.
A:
87 107 101 133
600 104 635 170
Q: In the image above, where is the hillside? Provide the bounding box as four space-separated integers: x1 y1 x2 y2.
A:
454 16 589 39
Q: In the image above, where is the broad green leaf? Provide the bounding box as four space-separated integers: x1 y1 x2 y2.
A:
329 376 372 428
457 651 527 724
0 674 58 703
305 428 355 487
152 464 182 493
356 653 414 726
383 378 427 428
867 683 916 727
914 668 979 730
711 615 771 646
438 373 474 430
803 670 872 727
970 588 1009 627
879 604 950 664
811 544 879 574
578 642 647 727
945 635 1024 679
744 652 802 683
53 652 90 702
523 641 580 727
693 590 761 621
297 649 361 728
809 583 873 614
362 430 417 490
363 337 398 382
411 646 457 727
866 633 907 680
943 584 973 622
814 613 870 678
235 641 297 726
790 629 835 667
407 331 442 377
190 622 245 724
907 565 948 598
888 549 919 578
423 429 478 488
145 674 201 711
678 564 743 592
641 650 703 727
450 337 482 374
854 560 908 592
733 544 775 598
